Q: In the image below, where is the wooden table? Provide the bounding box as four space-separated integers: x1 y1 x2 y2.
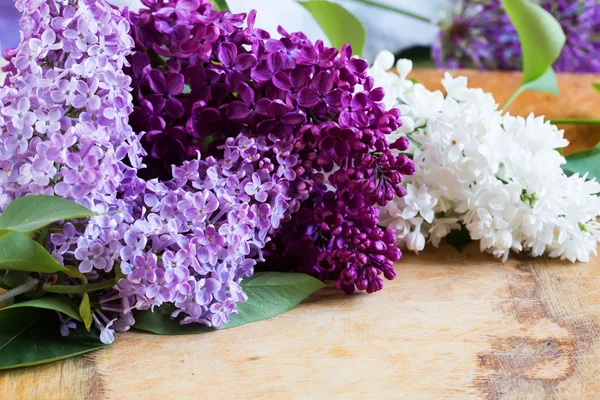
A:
2 71 599 399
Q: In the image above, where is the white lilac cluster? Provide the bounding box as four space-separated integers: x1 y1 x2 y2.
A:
371 51 600 262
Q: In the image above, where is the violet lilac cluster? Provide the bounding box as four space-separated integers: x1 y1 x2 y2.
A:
432 0 600 73
124 0 415 294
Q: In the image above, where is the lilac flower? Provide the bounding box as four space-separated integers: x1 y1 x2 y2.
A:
28 28 62 59
63 153 98 184
1 97 36 129
72 78 101 110
146 70 185 119
244 173 274 202
34 108 62 134
162 250 191 283
120 230 148 262
194 278 221 306
50 223 78 254
75 243 107 273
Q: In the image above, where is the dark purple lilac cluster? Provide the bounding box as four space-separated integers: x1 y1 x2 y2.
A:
124 0 415 293
433 0 600 73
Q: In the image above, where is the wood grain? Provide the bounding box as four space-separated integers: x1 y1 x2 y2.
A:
1 71 599 400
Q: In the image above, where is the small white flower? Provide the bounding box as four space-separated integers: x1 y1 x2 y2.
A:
402 184 437 224
404 218 426 253
396 58 413 81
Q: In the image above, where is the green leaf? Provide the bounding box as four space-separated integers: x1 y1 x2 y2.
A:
0 271 29 290
503 68 559 110
520 67 559 95
0 232 68 273
501 0 566 110
2 296 82 322
593 83 600 94
79 294 92 331
502 0 565 84
563 142 600 181
299 1 366 56
134 272 325 335
64 265 88 284
208 0 229 11
445 225 472 252
0 308 106 370
0 195 96 237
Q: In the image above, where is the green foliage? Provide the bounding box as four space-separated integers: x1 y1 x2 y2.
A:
446 225 472 252
209 0 229 11
79 294 93 331
299 0 366 56
563 142 600 181
593 83 600 94
0 195 96 237
0 232 67 273
503 68 559 110
502 0 565 83
0 308 106 370
0 271 29 290
1 296 82 322
501 0 566 109
134 272 325 334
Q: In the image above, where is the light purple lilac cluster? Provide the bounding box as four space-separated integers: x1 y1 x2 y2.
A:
125 0 414 294
0 0 142 340
432 0 600 73
114 135 296 327
0 0 141 207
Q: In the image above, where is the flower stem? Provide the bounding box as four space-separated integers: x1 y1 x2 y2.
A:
502 87 524 112
42 279 116 294
342 0 435 24
550 119 600 125
0 278 40 305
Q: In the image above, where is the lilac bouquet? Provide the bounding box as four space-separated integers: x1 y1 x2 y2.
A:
0 0 413 368
124 0 414 294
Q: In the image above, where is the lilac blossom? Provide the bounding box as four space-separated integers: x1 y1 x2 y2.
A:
1 0 140 344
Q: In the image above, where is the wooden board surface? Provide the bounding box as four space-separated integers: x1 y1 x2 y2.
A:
1 71 599 400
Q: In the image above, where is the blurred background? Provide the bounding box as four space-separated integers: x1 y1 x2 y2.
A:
1 0 598 72
0 0 442 62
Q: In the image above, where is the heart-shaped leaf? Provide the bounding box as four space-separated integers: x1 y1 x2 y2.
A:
0 307 107 370
501 0 566 109
1 296 82 321
134 272 325 335
299 0 366 57
502 0 565 84
0 195 96 237
0 232 68 273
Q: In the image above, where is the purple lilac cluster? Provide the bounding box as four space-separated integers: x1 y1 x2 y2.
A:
0 0 143 341
432 0 600 73
50 134 296 340
125 0 414 293
0 0 141 207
